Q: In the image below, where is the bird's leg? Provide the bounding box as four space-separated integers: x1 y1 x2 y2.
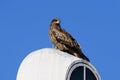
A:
52 44 57 48
55 46 57 49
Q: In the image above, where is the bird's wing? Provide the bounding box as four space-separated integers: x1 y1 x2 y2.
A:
52 28 80 48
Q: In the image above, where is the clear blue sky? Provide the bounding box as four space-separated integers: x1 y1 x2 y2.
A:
0 0 120 80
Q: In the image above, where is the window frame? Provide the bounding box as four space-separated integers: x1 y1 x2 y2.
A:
66 60 101 80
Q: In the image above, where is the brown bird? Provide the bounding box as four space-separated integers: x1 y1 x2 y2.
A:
49 18 90 62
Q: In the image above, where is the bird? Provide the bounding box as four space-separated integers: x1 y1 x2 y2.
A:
49 18 90 62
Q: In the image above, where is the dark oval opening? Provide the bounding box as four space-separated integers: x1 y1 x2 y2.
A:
70 66 97 80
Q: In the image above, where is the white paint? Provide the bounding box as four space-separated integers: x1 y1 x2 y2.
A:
16 48 101 80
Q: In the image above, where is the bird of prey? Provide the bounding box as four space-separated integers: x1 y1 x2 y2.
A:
49 18 90 62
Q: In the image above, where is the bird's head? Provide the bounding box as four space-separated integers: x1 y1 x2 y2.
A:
51 18 61 25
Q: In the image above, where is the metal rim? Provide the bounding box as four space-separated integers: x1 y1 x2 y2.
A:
66 60 101 80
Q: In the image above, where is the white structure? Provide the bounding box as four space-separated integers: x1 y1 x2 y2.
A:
16 48 101 80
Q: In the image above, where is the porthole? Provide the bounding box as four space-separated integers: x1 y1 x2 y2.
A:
66 60 101 80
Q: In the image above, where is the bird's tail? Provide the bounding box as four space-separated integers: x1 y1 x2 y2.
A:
81 53 90 62
73 52 90 62
74 48 90 62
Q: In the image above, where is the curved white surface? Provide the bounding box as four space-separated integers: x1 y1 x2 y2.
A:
16 48 101 80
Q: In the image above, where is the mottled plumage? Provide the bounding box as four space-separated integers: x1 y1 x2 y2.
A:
49 18 90 62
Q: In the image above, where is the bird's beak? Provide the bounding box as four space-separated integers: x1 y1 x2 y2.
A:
56 20 60 24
